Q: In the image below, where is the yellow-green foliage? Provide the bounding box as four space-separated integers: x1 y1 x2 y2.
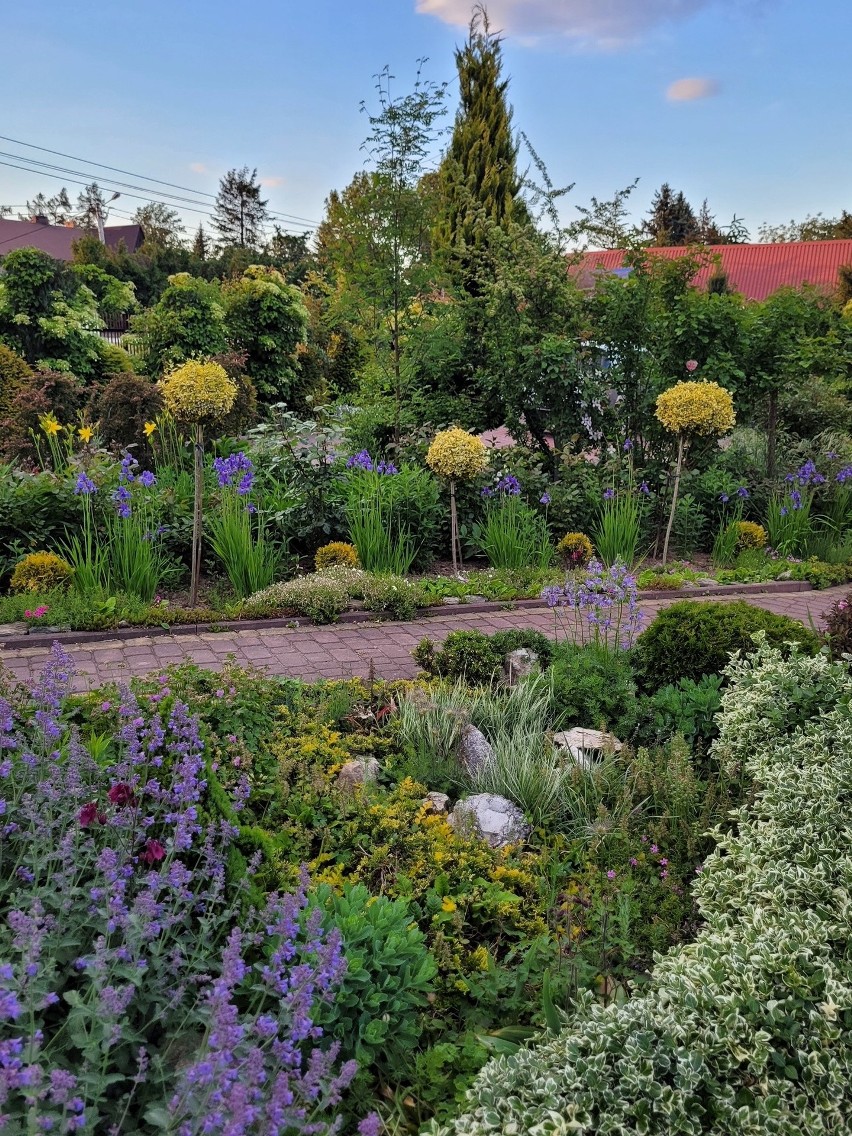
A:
10 551 74 594
426 427 489 481
556 531 594 569
734 520 768 550
160 359 237 424
314 542 360 571
655 380 736 436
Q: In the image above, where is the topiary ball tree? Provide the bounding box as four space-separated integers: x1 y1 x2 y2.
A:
656 378 735 564
426 427 488 573
160 359 237 606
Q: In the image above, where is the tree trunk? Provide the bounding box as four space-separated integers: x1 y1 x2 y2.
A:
450 479 461 574
662 435 685 566
767 388 778 480
190 424 204 608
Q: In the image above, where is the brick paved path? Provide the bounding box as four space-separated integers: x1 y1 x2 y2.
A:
0 586 842 692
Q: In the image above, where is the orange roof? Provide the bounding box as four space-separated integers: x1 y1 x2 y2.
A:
574 240 852 302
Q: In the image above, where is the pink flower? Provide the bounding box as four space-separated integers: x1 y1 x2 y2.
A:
660 869 669 879
629 857 639 867
685 359 698 372
78 801 106 826
100 701 111 713
659 857 668 866
606 869 616 880
650 844 659 854
107 782 135 806
215 689 224 699
140 838 166 865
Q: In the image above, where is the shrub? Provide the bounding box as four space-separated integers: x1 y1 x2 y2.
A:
733 519 767 550
9 550 74 593
308 883 437 1077
655 380 736 436
246 571 353 623
315 541 360 571
487 629 554 670
634 599 821 692
160 359 237 425
208 350 260 436
432 644 852 1136
87 371 164 450
637 673 724 748
413 630 503 686
426 428 489 481
556 531 594 570
360 574 420 620
823 591 852 659
790 556 852 590
96 341 137 377
0 370 86 462
0 342 33 418
550 642 637 734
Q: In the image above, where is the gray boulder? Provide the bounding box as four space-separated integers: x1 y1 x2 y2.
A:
503 648 539 686
423 791 450 814
458 724 495 777
336 757 380 794
449 793 531 848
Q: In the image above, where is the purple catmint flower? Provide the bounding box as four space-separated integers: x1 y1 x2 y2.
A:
74 471 97 496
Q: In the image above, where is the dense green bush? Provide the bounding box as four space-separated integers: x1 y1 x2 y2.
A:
413 628 554 686
308 882 437 1076
636 673 724 748
550 642 637 734
432 643 852 1135
634 599 821 692
360 573 421 620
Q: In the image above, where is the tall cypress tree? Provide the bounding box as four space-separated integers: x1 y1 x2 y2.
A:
434 5 523 275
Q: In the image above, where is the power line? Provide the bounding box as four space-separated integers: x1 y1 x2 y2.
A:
0 133 322 227
0 156 314 238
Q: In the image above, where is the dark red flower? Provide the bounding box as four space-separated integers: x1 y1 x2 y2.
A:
107 782 135 806
78 801 99 826
140 839 166 865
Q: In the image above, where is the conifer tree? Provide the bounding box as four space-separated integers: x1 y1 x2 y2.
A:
645 183 699 246
192 224 210 260
212 167 268 250
434 4 523 274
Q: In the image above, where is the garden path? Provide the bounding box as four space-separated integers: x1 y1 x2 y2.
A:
0 585 844 692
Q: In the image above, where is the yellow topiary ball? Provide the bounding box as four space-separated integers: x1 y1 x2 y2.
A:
426 427 488 481
655 381 736 437
556 532 594 570
10 551 74 594
160 360 237 425
314 542 360 571
734 520 768 550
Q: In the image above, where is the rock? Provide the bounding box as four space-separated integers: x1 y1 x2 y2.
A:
553 727 623 771
698 578 717 588
448 793 531 848
458 724 495 777
0 622 27 637
423 791 450 814
778 570 793 581
336 757 380 793
504 648 539 686
464 595 488 604
441 596 462 605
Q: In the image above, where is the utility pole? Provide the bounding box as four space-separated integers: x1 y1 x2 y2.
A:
96 191 122 244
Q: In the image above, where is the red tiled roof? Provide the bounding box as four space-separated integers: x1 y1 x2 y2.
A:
573 240 852 302
0 219 144 261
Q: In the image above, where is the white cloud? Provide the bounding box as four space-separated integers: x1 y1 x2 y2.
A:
189 162 208 174
259 175 286 188
666 76 720 101
417 0 749 50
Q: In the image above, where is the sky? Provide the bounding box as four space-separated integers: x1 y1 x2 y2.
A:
1 0 850 245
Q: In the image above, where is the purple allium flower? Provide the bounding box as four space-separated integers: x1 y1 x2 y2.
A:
629 857 639 867
74 471 97 496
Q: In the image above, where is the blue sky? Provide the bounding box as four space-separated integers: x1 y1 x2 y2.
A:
1 0 850 244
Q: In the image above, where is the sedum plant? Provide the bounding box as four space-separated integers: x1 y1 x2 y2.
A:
427 641 852 1136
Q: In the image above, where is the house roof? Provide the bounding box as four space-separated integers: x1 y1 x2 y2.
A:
573 240 852 302
0 218 144 261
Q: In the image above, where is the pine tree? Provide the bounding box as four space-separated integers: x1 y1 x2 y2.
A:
697 199 725 244
645 184 699 246
212 167 268 250
192 224 210 260
434 4 523 273
75 183 109 231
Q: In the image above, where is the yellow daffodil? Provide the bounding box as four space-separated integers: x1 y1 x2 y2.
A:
143 421 157 438
78 425 94 445
39 413 62 437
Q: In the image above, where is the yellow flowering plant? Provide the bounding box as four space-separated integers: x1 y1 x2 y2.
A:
426 427 489 572
655 378 736 563
160 360 237 605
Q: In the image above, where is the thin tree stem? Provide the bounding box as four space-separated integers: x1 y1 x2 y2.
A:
662 434 685 565
190 424 203 607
